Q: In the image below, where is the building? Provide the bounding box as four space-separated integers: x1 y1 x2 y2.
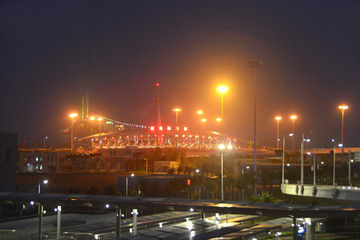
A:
0 133 17 192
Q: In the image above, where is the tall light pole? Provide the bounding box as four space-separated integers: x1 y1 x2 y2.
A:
218 144 233 201
38 179 48 240
290 115 297 152
173 108 181 128
201 118 207 144
300 134 310 185
275 116 282 149
249 60 260 196
217 85 228 135
216 117 222 132
97 117 103 133
338 105 348 154
89 116 95 133
43 136 48 149
69 113 78 153
196 110 203 132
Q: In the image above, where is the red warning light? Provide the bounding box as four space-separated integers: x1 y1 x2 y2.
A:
187 179 191 186
150 126 155 131
156 83 160 87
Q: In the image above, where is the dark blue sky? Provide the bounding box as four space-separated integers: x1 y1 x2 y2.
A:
1 1 360 148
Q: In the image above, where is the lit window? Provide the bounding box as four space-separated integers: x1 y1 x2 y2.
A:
40 157 42 161
36 165 38 170
36 157 38 162
40 165 43 170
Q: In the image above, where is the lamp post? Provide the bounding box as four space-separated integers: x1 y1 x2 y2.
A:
218 144 233 201
290 115 297 152
313 147 316 186
275 116 282 149
69 113 78 153
97 117 103 133
333 143 342 187
38 179 48 240
338 105 348 154
173 108 181 128
300 133 311 185
43 136 48 149
217 85 228 135
89 116 95 133
201 118 206 144
249 60 260 196
216 118 222 132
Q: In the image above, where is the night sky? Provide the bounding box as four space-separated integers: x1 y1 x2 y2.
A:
1 1 360 148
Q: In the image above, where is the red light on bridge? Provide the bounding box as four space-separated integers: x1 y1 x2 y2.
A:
150 126 155 131
156 83 160 87
159 126 163 131
183 126 188 131
167 126 171 131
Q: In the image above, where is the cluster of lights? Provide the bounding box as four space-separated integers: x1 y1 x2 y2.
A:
150 126 188 132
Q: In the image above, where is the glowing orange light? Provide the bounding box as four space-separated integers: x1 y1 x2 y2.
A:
275 116 282 120
339 105 349 110
217 85 229 94
89 116 95 121
69 113 78 118
156 83 160 87
167 126 171 131
290 115 297 120
183 126 188 131
159 126 163 131
150 126 155 131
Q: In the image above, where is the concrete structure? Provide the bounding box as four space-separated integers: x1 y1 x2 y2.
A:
0 133 17 192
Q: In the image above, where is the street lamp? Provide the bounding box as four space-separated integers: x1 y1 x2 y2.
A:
201 118 207 144
290 115 298 152
43 136 48 149
69 113 78 153
38 179 48 194
300 133 311 185
275 116 282 149
37 179 48 240
217 86 228 129
338 105 348 154
218 144 233 201
126 173 135 197
97 117 103 133
216 118 222 132
173 108 181 128
89 116 95 134
333 142 342 187
249 59 261 196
